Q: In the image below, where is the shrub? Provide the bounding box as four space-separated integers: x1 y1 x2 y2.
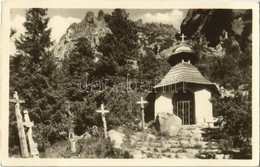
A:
213 92 252 158
195 151 216 159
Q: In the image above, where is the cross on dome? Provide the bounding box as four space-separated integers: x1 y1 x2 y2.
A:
180 33 186 43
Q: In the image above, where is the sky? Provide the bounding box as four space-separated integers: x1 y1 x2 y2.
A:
10 9 187 55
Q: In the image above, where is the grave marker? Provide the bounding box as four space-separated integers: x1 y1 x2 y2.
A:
9 91 29 158
96 104 109 138
137 97 148 130
23 110 39 158
65 101 76 153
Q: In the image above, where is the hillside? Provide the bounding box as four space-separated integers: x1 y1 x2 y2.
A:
135 20 179 58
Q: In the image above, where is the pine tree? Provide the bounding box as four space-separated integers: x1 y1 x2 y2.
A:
97 9 139 78
9 9 60 153
10 8 56 110
139 54 162 81
15 8 53 74
57 38 100 135
62 37 96 101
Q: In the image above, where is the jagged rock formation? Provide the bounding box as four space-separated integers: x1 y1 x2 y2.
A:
53 14 179 60
52 9 252 61
52 11 111 59
181 9 252 50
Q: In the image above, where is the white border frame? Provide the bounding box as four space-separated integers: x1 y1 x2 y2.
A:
1 0 259 166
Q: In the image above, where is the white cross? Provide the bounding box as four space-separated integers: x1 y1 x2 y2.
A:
96 103 109 138
137 97 148 109
96 104 109 115
137 97 148 130
180 33 186 43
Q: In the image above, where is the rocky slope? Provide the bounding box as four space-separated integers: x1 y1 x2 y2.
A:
52 11 111 59
181 9 252 50
129 125 225 159
135 20 179 58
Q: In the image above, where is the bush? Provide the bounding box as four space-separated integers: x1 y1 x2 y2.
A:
195 151 216 159
96 87 142 130
212 92 252 158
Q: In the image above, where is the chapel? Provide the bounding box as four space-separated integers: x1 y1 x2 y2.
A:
153 34 219 125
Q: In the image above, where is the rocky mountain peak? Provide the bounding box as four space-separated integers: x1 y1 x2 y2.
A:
84 11 95 23
52 11 111 59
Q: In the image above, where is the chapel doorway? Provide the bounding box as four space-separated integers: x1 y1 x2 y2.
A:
172 90 195 125
176 100 191 125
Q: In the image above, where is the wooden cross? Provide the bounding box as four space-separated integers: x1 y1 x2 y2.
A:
9 91 29 158
23 110 39 158
180 33 186 43
10 91 25 106
137 97 148 130
96 104 109 138
65 101 76 153
65 101 72 117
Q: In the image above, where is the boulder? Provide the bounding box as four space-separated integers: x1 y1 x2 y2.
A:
180 140 193 148
146 134 157 141
107 130 125 149
129 135 138 146
131 150 143 159
156 112 182 136
82 132 91 140
177 152 195 159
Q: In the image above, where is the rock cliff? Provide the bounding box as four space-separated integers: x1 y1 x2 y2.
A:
52 11 111 59
181 9 252 50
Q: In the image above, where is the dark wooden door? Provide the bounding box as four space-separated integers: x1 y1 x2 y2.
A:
176 101 191 125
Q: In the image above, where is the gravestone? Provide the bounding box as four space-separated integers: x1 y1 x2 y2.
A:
9 91 29 158
96 104 109 138
23 110 39 158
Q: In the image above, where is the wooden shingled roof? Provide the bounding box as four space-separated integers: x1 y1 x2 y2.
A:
154 62 216 88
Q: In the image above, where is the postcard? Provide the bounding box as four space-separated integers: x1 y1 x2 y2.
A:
1 0 259 166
